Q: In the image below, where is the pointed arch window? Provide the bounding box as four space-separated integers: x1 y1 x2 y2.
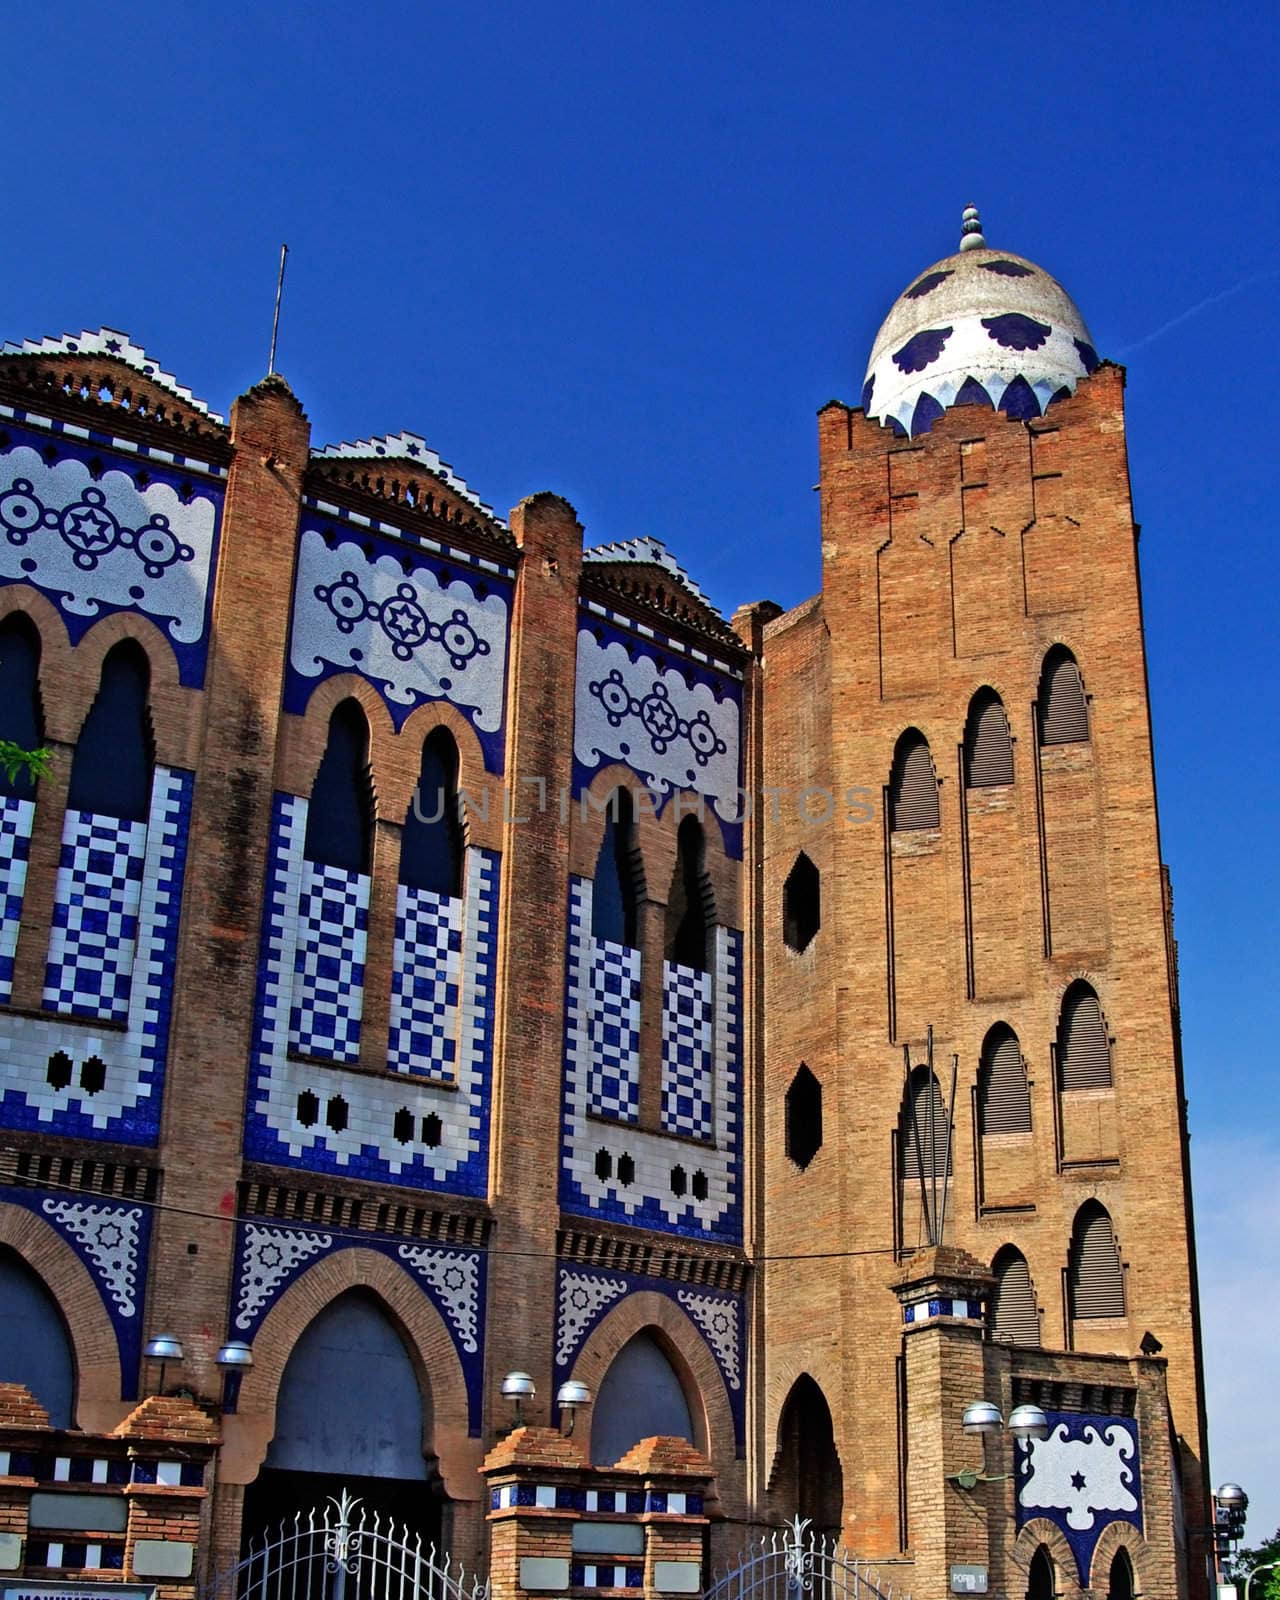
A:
1107 1549 1136 1600
0 614 44 801
890 730 940 831
1069 1201 1125 1319
1026 1546 1055 1600
1039 647 1089 745
978 1024 1032 1134
66 642 154 821
401 729 463 897
0 1251 74 1427
666 816 713 972
990 1246 1039 1346
965 689 1014 787
901 1066 950 1183
590 1331 693 1467
1057 982 1112 1090
304 700 373 873
592 788 642 947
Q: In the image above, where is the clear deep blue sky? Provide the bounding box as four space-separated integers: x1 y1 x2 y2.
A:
8 0 1279 1536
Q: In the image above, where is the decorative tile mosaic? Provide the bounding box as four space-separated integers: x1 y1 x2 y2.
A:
1015 1412 1142 1584
554 1265 744 1450
586 939 641 1122
0 768 192 1145
660 962 713 1141
0 1183 153 1399
561 877 741 1244
244 793 497 1193
287 861 369 1064
229 1221 486 1434
286 522 510 767
43 812 147 1022
387 885 461 1080
573 615 742 852
0 420 222 686
314 431 499 520
0 796 35 1000
1 327 221 419
903 1295 985 1325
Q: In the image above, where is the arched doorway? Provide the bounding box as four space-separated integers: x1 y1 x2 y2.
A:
0 1250 75 1426
1026 1545 1056 1600
243 1290 443 1552
590 1330 695 1466
770 1375 843 1540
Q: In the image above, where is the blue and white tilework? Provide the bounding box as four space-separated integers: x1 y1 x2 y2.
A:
0 419 223 687
0 768 191 1145
43 813 147 1022
660 962 713 1141
286 521 511 769
0 796 35 1000
571 1565 643 1589
244 793 497 1192
555 1265 744 1451
388 886 461 1080
229 1221 486 1433
288 861 370 1063
562 879 741 1243
0 1183 153 1398
587 939 641 1122
314 432 500 520
489 1484 703 1515
1016 1412 1142 1584
573 615 742 853
902 1296 985 1325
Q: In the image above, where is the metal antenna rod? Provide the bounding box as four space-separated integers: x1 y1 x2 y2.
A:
268 243 289 375
937 1051 959 1247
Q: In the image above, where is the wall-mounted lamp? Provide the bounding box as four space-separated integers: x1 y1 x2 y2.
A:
501 1371 536 1429
556 1380 592 1437
1214 1482 1249 1580
216 1340 254 1411
949 1400 1049 1490
143 1334 184 1395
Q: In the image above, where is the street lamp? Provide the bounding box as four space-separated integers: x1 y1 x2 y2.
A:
143 1333 184 1395
501 1371 536 1429
949 1401 1049 1490
1214 1483 1249 1583
556 1380 592 1437
216 1340 254 1411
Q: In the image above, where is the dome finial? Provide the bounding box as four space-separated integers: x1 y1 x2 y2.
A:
959 204 985 252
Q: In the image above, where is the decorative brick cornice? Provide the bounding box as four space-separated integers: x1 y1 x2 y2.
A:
0 1383 51 1430
611 1436 712 1477
112 1394 219 1445
481 1426 587 1475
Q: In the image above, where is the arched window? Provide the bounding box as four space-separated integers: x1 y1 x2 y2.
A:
771 1374 843 1539
590 1331 693 1467
978 1024 1032 1134
989 1246 1039 1346
592 788 642 947
901 1066 950 1184
666 816 712 972
1107 1548 1136 1600
1039 647 1089 746
401 729 463 897
1026 1545 1055 1600
265 1291 427 1480
0 614 44 800
66 642 154 821
889 730 940 831
783 852 820 952
1069 1201 1126 1320
1057 982 1112 1090
785 1064 823 1169
303 700 373 873
0 1251 75 1426
964 689 1014 787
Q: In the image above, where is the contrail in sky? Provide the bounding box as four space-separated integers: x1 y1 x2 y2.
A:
1115 270 1279 356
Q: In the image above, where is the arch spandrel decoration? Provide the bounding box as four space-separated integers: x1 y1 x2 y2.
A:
225 1228 486 1446
554 1270 743 1454
0 415 224 687
1014 1411 1142 1585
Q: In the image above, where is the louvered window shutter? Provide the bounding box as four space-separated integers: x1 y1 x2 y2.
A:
991 1253 1040 1345
980 1030 1032 1133
1040 654 1089 745
903 1073 950 1181
1071 1207 1125 1318
966 696 1015 787
1059 988 1112 1089
891 738 940 830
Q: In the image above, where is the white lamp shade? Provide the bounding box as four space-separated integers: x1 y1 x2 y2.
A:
556 1380 591 1409
144 1335 184 1361
501 1371 536 1399
962 1400 1003 1436
1009 1404 1050 1441
216 1341 255 1369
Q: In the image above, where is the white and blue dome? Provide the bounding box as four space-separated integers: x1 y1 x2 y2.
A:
861 209 1100 436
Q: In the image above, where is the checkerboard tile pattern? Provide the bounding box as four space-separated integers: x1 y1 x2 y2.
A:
0 796 35 1000
43 812 147 1021
0 768 192 1144
660 961 713 1140
388 885 461 1079
587 938 640 1122
288 860 370 1063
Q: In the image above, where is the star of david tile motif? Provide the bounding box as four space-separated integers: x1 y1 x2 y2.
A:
0 770 191 1145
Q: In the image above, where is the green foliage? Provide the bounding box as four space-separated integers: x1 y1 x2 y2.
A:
0 741 52 785
1237 1530 1280 1600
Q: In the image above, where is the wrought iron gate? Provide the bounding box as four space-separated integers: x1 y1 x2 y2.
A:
203 1492 488 1600
705 1518 909 1600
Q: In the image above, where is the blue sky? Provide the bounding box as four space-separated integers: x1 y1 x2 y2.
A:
8 0 1279 1541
